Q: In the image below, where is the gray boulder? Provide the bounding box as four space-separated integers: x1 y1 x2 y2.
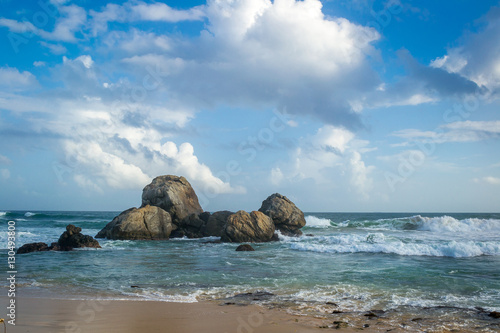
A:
141 175 203 224
96 205 173 240
221 211 275 243
259 193 306 236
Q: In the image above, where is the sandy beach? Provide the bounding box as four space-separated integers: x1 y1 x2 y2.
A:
1 297 340 333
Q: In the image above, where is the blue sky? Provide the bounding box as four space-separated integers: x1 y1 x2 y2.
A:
0 0 499 212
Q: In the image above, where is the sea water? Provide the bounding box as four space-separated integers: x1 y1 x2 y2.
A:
1 211 499 328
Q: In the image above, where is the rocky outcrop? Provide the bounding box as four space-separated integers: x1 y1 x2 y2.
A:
221 211 275 243
17 242 50 254
141 175 203 224
96 205 173 240
236 244 255 251
259 193 306 236
201 210 233 237
17 225 101 254
58 224 101 250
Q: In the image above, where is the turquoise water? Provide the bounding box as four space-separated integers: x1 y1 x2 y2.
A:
1 211 500 314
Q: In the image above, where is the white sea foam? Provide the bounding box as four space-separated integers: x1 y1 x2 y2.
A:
0 212 6 217
290 239 500 257
24 212 36 217
412 215 500 234
305 216 332 228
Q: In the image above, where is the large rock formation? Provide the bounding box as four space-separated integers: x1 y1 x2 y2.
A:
259 193 306 236
221 211 275 243
58 224 102 250
201 210 233 237
141 175 203 224
17 225 101 254
96 205 173 240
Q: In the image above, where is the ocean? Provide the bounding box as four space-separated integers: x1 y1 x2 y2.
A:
1 211 500 330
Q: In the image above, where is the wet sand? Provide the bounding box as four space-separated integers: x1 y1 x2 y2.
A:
0 297 361 333
2 296 498 332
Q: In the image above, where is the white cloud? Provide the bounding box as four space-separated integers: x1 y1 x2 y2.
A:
430 8 500 95
0 4 86 42
0 169 10 180
75 55 94 69
131 2 205 22
0 154 11 164
0 55 243 196
39 41 68 54
270 167 284 186
89 1 205 35
109 0 380 127
0 67 38 90
473 176 500 185
275 125 374 197
393 121 500 143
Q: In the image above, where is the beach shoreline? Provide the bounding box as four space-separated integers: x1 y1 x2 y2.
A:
0 296 338 333
2 295 499 333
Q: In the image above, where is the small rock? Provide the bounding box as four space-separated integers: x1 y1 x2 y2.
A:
236 244 255 251
364 312 379 319
326 302 338 306
333 321 348 329
363 324 370 328
489 311 500 318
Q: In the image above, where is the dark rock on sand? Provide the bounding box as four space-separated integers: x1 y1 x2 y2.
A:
221 210 275 243
16 242 50 254
58 224 101 250
96 205 173 240
236 244 255 251
259 193 306 236
141 175 203 224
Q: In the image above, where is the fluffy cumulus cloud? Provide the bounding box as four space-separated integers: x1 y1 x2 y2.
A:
108 0 381 128
0 54 243 195
0 67 38 90
272 125 374 198
431 7 500 96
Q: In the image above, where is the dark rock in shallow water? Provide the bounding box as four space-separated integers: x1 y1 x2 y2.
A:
18 225 100 253
17 242 50 254
58 224 101 250
235 244 255 251
489 311 500 319
96 206 173 240
221 210 275 243
141 175 203 224
259 193 306 236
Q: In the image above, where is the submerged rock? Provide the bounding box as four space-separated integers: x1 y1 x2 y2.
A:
222 210 275 243
96 205 173 240
259 193 306 236
235 244 255 251
141 175 203 224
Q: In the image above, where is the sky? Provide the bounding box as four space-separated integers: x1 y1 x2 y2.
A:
0 0 499 213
